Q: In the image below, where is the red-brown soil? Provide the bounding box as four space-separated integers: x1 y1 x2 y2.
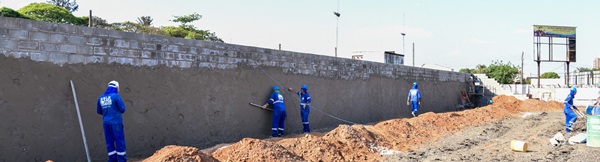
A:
144 95 564 161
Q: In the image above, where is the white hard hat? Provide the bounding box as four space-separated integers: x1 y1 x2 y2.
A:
108 80 119 88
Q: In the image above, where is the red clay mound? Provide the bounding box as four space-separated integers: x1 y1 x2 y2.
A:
276 134 344 161
320 124 387 161
520 99 563 111
211 138 303 161
144 95 565 161
144 145 217 162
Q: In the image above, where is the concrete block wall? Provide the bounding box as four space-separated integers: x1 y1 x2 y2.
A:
0 17 465 82
0 16 469 161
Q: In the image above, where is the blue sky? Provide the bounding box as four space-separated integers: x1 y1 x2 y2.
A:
2 0 599 75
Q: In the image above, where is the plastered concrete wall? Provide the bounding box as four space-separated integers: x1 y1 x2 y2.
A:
0 17 469 161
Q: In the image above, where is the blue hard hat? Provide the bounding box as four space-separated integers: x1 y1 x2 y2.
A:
273 86 280 91
413 82 418 85
571 86 577 92
301 85 308 90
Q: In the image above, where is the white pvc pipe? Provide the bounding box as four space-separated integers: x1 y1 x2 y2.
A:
70 80 91 162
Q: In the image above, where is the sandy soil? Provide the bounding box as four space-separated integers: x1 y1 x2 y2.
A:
142 95 598 161
387 112 600 161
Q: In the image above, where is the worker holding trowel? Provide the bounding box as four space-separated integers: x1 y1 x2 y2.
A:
97 80 127 162
406 82 422 117
268 86 287 137
290 85 312 133
563 86 578 133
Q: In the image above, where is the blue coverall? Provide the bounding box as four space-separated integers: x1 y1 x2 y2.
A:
268 88 286 137
97 83 127 162
564 87 577 132
297 86 312 133
408 83 421 116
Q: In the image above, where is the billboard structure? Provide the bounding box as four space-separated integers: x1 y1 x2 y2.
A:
533 25 576 87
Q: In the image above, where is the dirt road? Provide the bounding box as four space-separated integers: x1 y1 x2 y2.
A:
388 112 600 161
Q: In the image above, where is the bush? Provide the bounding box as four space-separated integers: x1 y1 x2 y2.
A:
0 7 29 19
17 3 83 25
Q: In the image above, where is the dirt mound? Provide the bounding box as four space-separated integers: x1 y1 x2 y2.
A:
519 99 564 112
211 138 303 161
144 95 565 161
144 145 217 162
320 125 386 161
276 134 344 161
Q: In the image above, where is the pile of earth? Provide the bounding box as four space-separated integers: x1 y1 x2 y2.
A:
144 95 564 161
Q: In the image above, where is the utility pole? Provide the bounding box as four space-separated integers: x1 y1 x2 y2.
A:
401 33 406 55
333 0 340 57
412 43 415 67
278 43 281 50
521 51 524 83
88 10 92 27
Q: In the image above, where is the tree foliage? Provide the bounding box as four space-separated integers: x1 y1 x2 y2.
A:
459 68 470 73
46 0 78 12
80 16 111 28
540 72 560 79
172 13 201 24
162 26 188 38
578 67 592 72
485 60 519 84
459 64 487 74
18 3 83 25
165 13 223 42
136 16 153 26
0 7 29 19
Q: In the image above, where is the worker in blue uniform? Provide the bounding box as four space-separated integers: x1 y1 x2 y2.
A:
268 86 286 137
564 86 578 132
406 82 422 117
97 80 127 162
296 85 312 133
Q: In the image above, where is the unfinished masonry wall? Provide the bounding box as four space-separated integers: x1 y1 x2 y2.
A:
0 17 469 161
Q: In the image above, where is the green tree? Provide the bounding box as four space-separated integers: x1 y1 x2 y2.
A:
459 68 471 73
578 67 592 72
168 13 224 42
172 13 201 25
18 3 83 24
0 7 29 19
46 0 78 12
162 26 188 38
111 21 142 32
136 16 153 26
485 60 519 84
540 72 560 79
80 16 111 28
473 64 487 73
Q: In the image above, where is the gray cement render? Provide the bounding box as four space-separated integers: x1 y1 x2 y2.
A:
0 17 469 161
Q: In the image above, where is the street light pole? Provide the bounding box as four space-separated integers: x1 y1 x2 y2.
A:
401 33 406 54
334 0 340 57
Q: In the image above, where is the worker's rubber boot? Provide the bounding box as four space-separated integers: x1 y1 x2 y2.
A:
303 124 310 133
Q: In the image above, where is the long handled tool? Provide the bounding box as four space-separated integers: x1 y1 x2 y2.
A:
70 80 91 162
572 106 587 119
249 102 273 111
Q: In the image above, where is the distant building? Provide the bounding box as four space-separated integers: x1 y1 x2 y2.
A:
594 57 600 69
383 51 404 65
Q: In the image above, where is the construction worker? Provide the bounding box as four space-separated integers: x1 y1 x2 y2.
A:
97 80 127 162
296 85 312 133
268 86 286 137
563 86 578 132
406 82 422 117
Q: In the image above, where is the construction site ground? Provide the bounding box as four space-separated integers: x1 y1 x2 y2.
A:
140 96 600 161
